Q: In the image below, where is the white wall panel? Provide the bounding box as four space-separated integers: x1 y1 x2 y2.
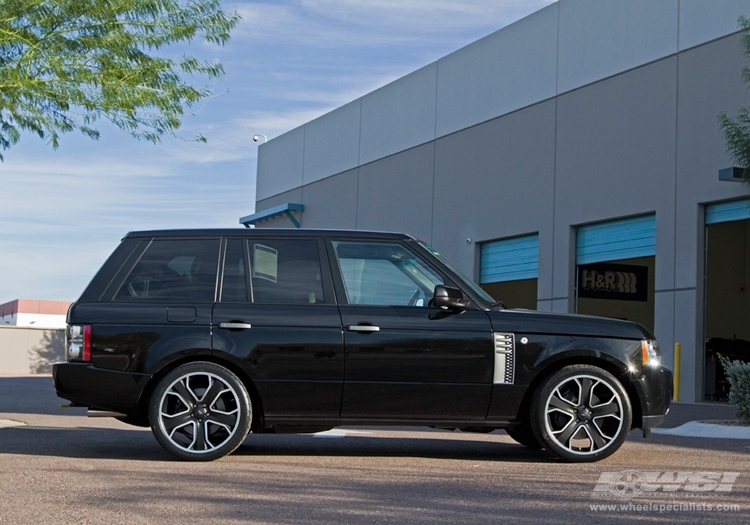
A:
436 3 558 137
255 127 304 201
557 0 678 93
303 100 361 185
679 0 749 50
359 63 437 165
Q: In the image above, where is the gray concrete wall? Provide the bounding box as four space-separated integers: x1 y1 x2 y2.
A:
256 0 750 202
0 327 65 374
254 1 750 402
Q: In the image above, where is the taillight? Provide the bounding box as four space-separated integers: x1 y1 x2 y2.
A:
66 325 91 362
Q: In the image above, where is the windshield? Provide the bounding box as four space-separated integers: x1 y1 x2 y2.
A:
418 242 499 308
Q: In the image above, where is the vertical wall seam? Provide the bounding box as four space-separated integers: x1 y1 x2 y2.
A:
430 62 439 244
356 99 363 229
551 0 561 310
299 126 306 227
673 1 681 353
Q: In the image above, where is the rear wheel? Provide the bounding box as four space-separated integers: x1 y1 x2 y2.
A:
530 365 631 462
149 362 252 461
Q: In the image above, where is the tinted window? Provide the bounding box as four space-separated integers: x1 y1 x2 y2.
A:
250 239 324 304
220 239 248 303
115 239 220 303
333 241 443 306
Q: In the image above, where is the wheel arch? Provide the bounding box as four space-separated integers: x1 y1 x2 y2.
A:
134 355 266 432
514 354 643 430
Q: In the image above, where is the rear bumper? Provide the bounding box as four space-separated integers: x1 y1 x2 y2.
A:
52 362 152 414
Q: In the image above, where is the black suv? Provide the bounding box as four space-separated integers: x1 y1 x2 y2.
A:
53 229 671 462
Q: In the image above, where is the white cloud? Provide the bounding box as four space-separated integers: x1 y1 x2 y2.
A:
0 0 557 302
230 0 555 48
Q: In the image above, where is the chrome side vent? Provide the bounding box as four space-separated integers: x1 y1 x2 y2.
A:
493 332 515 385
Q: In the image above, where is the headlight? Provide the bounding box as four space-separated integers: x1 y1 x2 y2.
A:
641 339 661 368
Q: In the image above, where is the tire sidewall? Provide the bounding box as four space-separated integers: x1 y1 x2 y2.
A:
149 362 252 461
531 365 632 462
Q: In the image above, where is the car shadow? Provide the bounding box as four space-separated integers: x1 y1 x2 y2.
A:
0 422 559 463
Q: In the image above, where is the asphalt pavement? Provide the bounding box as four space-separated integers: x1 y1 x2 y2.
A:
0 375 748 525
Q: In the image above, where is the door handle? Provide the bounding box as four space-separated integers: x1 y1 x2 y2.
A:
219 322 252 330
347 325 380 333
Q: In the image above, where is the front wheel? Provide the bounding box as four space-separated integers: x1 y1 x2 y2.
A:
149 362 252 461
530 365 631 462
505 421 542 449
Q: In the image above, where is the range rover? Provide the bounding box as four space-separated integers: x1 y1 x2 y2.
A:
53 229 672 461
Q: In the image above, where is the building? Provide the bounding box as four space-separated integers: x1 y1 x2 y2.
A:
0 299 71 329
245 0 750 403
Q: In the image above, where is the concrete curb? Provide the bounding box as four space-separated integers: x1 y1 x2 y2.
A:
0 419 26 428
651 420 750 439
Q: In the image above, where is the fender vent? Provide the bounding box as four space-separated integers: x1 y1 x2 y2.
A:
493 333 515 385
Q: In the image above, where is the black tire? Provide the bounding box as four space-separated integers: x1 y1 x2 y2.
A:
505 421 542 449
149 362 252 461
530 365 631 462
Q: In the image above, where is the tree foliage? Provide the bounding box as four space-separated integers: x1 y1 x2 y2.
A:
0 0 240 159
719 16 750 185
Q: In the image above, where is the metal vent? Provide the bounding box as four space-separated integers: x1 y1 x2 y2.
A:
493 333 515 385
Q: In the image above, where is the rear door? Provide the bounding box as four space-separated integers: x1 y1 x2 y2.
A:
211 236 344 418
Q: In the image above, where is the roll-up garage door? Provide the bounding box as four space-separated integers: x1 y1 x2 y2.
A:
576 215 655 265
705 199 750 225
480 234 539 284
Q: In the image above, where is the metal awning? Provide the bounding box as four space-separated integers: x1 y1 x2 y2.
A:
239 202 305 228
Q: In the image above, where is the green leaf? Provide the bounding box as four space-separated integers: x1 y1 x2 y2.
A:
0 0 240 158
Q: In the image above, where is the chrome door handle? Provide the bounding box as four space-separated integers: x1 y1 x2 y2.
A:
219 322 252 330
347 325 380 333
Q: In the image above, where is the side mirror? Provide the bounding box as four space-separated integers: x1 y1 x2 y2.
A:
433 285 468 310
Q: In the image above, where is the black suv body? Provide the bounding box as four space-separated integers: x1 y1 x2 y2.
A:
53 229 671 461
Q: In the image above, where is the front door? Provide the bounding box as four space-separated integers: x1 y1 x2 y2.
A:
330 239 494 420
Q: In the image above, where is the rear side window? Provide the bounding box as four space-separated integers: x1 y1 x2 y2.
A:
114 239 220 303
220 238 248 303
250 239 324 304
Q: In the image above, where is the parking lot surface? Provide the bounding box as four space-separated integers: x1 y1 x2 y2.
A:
0 376 748 524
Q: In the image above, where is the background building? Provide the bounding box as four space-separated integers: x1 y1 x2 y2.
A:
0 299 70 374
248 0 750 403
0 299 71 329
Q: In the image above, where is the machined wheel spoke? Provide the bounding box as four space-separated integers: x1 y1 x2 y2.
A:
591 399 620 417
207 410 238 429
162 412 193 435
172 380 198 407
548 394 577 415
201 378 229 407
578 378 593 406
584 421 609 449
193 421 208 450
554 420 580 446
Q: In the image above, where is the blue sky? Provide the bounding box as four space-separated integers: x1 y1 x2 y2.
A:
0 0 554 303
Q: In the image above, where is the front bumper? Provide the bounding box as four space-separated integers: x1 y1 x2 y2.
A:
631 365 673 429
52 362 152 414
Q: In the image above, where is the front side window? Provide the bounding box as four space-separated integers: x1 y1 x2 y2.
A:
115 239 220 302
333 241 444 306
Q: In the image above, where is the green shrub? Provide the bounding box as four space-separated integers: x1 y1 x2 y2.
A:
719 355 750 423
